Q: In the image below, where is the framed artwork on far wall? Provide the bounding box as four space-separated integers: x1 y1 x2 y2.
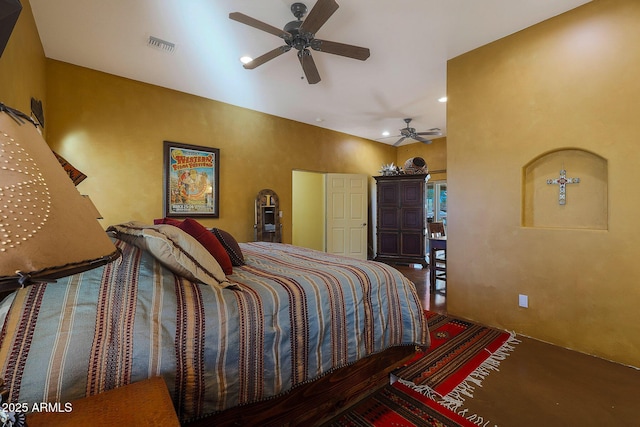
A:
163 141 220 218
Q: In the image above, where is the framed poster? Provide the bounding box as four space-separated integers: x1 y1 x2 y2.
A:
163 141 220 217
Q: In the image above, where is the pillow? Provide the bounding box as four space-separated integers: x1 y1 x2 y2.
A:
154 218 237 273
179 218 233 275
154 217 182 227
211 228 245 266
107 221 232 289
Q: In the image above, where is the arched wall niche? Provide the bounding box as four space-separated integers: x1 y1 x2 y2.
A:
522 148 608 230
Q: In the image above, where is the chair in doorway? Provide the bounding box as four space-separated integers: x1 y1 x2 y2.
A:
427 222 446 292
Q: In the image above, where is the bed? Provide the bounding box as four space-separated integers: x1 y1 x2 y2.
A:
0 221 429 425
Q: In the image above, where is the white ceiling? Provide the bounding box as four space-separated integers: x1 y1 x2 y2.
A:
29 0 591 145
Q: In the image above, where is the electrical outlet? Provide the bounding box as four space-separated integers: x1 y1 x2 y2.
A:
518 294 529 308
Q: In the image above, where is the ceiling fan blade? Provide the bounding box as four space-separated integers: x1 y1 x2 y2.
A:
311 39 370 61
413 136 433 144
299 0 339 35
298 49 321 84
229 12 291 39
243 46 291 69
393 136 407 147
416 128 442 136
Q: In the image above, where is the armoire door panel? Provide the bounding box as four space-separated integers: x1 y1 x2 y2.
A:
401 181 424 206
378 182 399 205
400 233 423 257
378 232 399 254
379 207 400 229
401 208 423 230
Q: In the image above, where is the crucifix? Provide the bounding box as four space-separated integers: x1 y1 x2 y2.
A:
547 168 580 205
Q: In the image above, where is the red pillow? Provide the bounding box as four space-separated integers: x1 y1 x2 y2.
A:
153 218 233 274
154 217 183 227
178 218 233 275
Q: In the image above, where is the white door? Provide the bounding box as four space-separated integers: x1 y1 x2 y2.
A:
326 174 368 260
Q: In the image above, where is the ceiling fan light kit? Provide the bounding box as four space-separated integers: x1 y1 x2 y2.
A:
229 0 370 84
290 2 308 20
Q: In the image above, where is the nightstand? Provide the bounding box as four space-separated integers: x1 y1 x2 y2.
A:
27 376 180 426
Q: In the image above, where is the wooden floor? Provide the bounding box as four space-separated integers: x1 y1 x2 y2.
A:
388 263 640 427
392 263 446 314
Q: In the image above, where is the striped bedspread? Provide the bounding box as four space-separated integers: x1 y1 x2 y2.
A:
0 239 428 422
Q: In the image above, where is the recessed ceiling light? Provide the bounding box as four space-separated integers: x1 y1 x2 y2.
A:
240 56 253 64
382 131 390 137
315 118 324 123
438 96 448 103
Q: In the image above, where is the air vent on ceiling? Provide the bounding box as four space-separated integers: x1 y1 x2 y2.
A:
147 36 175 53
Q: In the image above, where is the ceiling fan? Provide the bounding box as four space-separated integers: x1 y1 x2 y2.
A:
390 118 442 146
229 0 370 84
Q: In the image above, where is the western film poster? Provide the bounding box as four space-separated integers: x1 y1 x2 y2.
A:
163 141 220 217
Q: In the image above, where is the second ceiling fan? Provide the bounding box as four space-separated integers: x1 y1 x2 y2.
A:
392 118 442 146
229 0 370 84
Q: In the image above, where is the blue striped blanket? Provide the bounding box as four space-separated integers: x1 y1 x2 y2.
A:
0 238 428 422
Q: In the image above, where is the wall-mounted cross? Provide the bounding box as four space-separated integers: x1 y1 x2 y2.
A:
547 169 580 205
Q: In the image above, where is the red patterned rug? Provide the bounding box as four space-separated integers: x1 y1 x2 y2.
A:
326 311 518 426
327 381 476 427
394 310 519 413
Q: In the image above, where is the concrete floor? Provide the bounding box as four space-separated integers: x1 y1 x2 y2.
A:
393 264 640 427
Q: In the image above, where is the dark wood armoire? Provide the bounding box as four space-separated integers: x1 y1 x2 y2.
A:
374 174 428 267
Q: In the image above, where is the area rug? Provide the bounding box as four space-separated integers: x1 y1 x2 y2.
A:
326 381 476 427
393 310 519 412
326 311 518 426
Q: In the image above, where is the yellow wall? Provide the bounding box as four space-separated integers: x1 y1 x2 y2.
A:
292 170 326 250
9 0 639 367
44 60 397 243
0 0 46 119
447 0 640 367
